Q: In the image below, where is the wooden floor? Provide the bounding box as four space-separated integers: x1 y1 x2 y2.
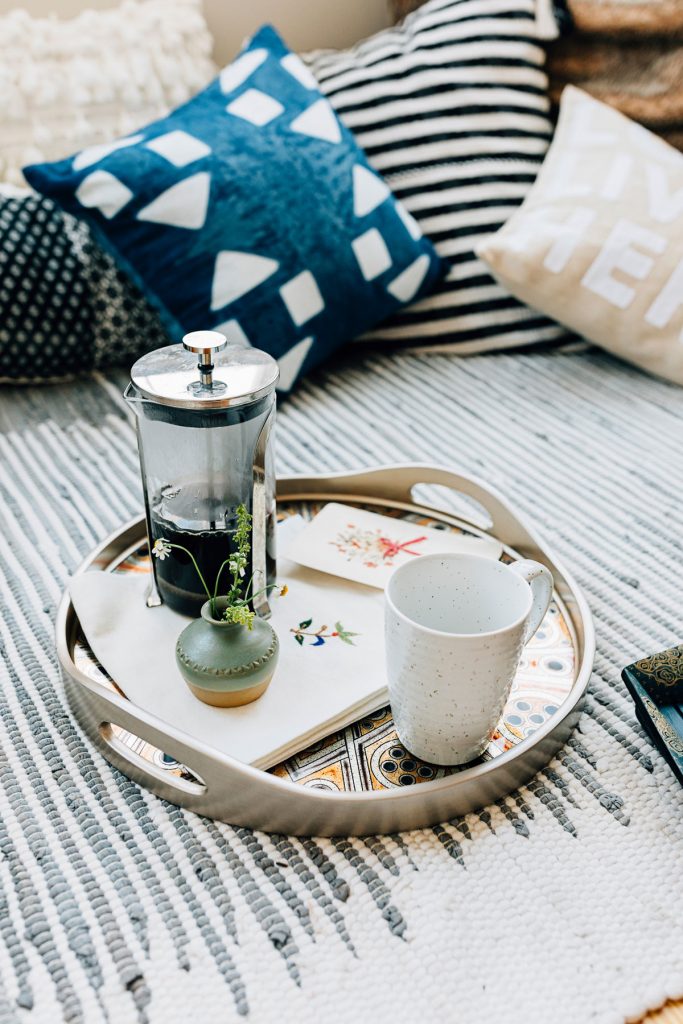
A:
647 1003 683 1023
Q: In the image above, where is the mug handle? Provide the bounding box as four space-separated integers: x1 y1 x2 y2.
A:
509 560 554 643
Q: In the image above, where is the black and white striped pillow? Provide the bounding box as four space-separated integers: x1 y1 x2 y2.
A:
307 0 570 352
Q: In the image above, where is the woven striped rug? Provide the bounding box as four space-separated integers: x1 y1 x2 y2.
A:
0 347 682 1024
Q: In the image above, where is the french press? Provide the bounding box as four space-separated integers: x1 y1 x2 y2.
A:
124 331 279 618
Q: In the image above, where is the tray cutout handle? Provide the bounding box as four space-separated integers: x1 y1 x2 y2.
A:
279 465 540 561
99 723 207 796
392 466 533 554
410 482 493 531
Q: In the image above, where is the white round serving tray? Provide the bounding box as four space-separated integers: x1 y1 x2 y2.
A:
56 464 594 836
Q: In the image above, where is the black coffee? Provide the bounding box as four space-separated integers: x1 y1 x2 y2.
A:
150 511 275 617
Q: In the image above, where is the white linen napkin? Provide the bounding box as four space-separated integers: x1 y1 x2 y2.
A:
69 518 388 769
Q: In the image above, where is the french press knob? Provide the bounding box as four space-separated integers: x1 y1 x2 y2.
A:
183 330 228 393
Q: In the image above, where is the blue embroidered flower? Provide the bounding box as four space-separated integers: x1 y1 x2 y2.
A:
291 620 359 647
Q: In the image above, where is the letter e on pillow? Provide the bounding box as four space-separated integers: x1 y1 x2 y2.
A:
477 86 683 384
581 220 667 310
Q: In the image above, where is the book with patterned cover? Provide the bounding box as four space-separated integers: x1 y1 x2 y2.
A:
622 644 683 786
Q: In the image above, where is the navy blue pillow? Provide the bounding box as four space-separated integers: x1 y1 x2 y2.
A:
24 26 444 389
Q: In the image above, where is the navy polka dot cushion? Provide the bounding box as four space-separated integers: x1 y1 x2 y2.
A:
0 193 91 379
0 191 168 381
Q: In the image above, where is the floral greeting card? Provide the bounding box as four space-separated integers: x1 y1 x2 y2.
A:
284 503 502 589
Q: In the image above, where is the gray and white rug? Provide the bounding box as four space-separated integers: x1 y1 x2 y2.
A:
0 347 682 1024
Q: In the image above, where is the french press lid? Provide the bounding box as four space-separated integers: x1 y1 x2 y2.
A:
130 331 279 410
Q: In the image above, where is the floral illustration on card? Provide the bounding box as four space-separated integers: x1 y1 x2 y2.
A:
330 523 427 569
291 619 359 647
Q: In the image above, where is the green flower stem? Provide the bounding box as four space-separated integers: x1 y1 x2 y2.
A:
248 583 282 603
212 558 233 601
163 543 212 604
152 504 271 625
220 586 276 610
243 571 263 602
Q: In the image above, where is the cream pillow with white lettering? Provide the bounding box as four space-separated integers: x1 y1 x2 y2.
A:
478 86 683 385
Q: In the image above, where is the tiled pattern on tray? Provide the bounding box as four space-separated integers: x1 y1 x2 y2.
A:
73 502 575 790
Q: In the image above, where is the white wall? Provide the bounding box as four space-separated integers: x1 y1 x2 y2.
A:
1 0 392 63
204 0 391 63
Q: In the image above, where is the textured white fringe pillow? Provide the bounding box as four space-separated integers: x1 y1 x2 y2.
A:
478 87 683 385
0 0 215 187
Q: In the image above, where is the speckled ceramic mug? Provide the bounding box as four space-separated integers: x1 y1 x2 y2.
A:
385 553 553 766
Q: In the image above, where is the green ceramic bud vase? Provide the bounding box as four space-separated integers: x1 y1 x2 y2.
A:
175 598 279 707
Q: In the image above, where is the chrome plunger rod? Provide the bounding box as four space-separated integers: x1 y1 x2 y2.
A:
182 330 228 390
181 331 230 530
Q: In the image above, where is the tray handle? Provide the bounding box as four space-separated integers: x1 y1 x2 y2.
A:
64 671 225 807
278 464 539 556
99 722 208 795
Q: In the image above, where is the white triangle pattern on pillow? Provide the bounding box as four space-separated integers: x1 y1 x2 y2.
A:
226 89 285 127
276 335 315 390
145 131 211 167
280 53 318 91
218 49 268 94
353 165 391 218
75 170 133 219
210 251 280 311
137 173 210 230
68 38 429 386
387 255 431 303
289 99 342 144
73 135 145 172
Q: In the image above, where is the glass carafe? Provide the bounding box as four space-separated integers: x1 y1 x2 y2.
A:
124 331 278 618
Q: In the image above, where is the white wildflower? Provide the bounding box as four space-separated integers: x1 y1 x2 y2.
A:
229 555 247 578
152 538 171 560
